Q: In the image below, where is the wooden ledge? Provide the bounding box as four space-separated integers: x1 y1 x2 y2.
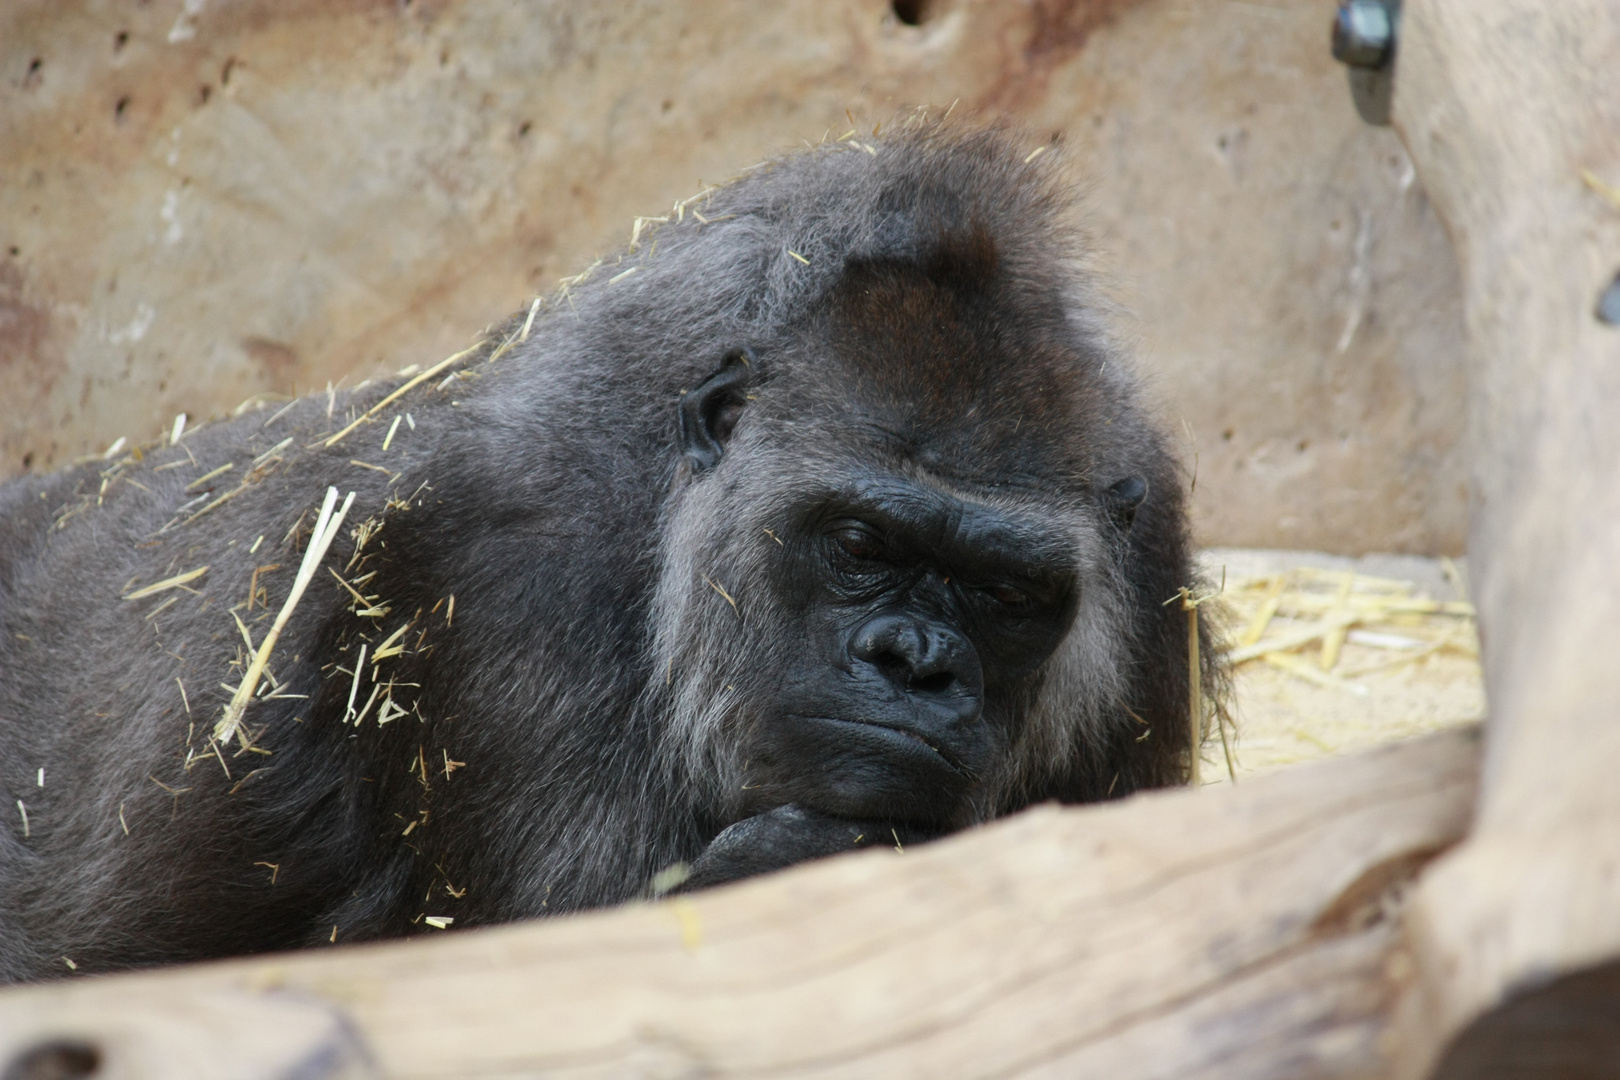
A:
0 726 1480 1079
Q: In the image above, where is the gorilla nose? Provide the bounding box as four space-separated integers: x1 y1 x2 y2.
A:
850 614 984 714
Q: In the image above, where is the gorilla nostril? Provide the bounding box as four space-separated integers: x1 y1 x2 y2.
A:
851 614 980 701
871 649 910 677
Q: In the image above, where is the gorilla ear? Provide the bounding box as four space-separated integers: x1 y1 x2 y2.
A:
1103 476 1149 532
679 347 757 472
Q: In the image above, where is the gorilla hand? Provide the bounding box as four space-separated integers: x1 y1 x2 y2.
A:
675 805 940 892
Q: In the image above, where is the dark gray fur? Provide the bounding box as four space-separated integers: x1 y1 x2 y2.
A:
0 122 1213 981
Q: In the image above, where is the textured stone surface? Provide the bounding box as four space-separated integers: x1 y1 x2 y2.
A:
0 0 1467 553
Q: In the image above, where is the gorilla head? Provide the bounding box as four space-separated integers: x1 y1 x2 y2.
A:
627 151 1206 884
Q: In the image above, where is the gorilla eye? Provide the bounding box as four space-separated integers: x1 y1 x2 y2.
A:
832 527 884 561
987 584 1031 607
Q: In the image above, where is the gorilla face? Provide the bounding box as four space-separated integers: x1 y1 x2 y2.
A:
659 216 1170 893
751 472 1080 825
676 346 1093 830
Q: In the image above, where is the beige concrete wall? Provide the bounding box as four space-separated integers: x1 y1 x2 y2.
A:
0 0 1467 553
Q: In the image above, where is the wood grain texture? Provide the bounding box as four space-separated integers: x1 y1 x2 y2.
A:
0 727 1479 1079
1384 3 1620 1076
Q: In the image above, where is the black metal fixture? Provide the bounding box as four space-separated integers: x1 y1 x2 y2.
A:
1332 0 1401 125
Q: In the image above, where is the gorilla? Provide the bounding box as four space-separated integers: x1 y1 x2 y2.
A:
0 121 1218 980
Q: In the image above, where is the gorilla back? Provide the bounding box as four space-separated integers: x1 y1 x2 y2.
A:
0 122 1216 980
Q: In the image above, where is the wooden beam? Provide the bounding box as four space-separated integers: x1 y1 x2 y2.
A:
1384 2 1620 1076
0 727 1478 1079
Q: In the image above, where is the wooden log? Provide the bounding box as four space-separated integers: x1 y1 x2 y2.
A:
1384 2 1620 1076
0 727 1478 1079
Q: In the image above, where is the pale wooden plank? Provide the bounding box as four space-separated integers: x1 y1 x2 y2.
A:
0 727 1478 1079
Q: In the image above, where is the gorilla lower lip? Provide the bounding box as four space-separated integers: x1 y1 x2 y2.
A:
819 716 974 779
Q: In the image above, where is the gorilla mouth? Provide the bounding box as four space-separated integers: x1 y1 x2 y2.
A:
811 716 977 781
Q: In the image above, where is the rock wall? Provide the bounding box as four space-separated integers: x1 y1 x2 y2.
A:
0 0 1467 553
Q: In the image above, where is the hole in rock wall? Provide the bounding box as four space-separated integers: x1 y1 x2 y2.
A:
892 0 932 27
1 1039 102 1080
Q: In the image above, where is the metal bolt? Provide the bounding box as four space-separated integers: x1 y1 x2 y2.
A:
1598 271 1620 326
1333 0 1396 70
